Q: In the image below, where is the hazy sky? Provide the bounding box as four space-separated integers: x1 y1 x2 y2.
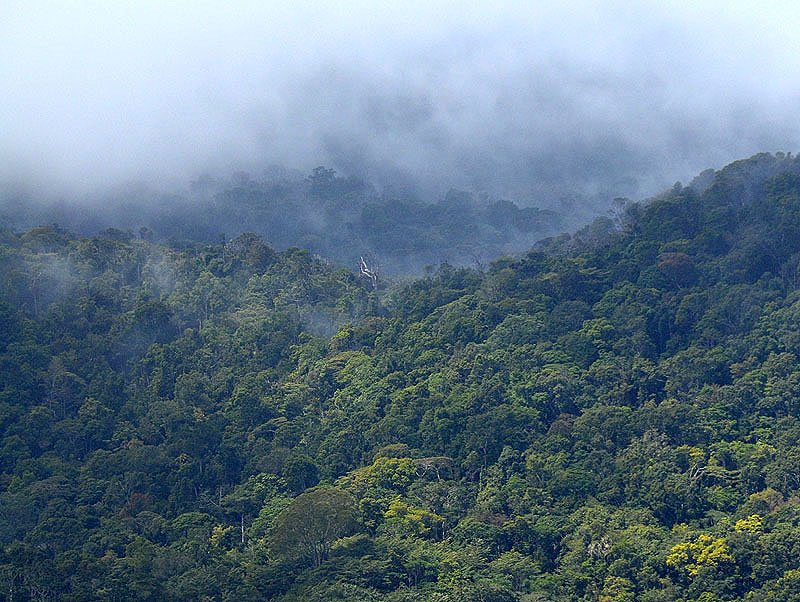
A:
2 1 800 204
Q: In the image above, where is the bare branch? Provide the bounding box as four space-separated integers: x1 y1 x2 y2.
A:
359 256 378 289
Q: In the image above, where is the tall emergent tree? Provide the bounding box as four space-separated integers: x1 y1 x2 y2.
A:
270 487 357 567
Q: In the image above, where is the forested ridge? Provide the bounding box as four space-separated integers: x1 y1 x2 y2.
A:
1 166 565 276
5 152 800 600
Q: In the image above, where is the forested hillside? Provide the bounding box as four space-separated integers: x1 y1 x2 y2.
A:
5 152 800 601
1 167 564 276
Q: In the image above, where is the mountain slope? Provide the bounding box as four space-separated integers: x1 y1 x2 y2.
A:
1 167 565 276
3 153 800 600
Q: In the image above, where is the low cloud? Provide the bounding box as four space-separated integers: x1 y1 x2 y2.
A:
2 2 800 207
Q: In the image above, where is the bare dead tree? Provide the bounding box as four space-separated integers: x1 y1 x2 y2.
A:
414 457 454 481
359 256 378 289
469 251 485 273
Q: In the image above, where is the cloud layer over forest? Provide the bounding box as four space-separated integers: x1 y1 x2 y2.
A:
2 1 800 206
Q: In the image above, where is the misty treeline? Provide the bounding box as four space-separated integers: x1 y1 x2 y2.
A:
0 165 565 277
5 152 800 600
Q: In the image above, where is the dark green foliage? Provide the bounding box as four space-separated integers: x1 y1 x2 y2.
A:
2 168 566 278
6 153 800 600
270 487 357 567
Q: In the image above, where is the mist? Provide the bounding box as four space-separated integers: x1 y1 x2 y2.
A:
2 1 800 208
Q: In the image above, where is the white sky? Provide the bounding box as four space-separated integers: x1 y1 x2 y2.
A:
2 1 800 201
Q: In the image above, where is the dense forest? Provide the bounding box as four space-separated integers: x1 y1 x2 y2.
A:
0 167 564 276
5 152 800 601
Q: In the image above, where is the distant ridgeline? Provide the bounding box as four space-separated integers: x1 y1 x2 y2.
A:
6 152 800 600
0 166 565 276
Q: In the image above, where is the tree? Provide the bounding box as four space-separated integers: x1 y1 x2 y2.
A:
283 452 319 494
270 487 357 567
667 534 733 579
